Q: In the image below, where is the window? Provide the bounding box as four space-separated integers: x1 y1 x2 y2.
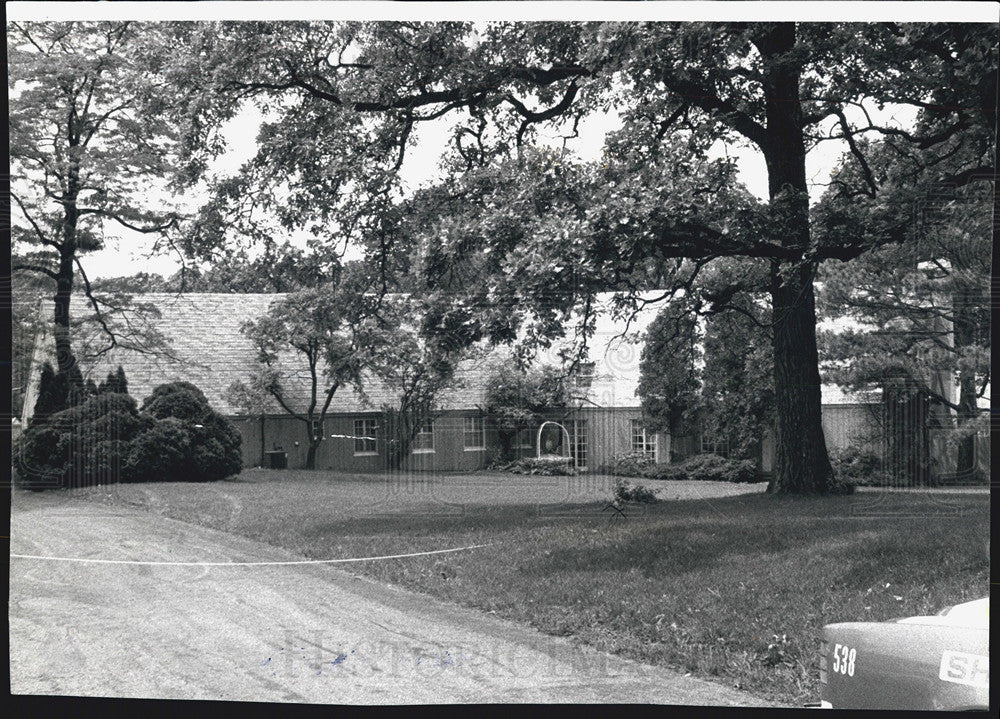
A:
354 419 377 454
631 419 657 460
413 419 434 452
517 428 535 449
464 416 485 450
310 419 325 442
569 361 596 396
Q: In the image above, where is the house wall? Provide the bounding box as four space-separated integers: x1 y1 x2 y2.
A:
232 410 500 472
821 404 881 451
230 406 666 473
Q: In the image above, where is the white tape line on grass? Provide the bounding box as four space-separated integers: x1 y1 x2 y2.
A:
10 543 492 567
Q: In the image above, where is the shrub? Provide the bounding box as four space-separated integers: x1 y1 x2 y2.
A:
604 451 656 477
131 383 243 482
14 378 243 489
505 456 577 476
124 417 191 482
613 479 659 504
640 454 764 483
14 392 146 489
141 381 214 422
829 445 886 486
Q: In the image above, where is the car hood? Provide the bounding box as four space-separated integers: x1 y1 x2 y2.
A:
894 597 989 629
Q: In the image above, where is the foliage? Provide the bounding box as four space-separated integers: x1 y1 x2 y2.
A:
32 362 80 425
15 392 148 489
15 378 242 489
613 479 659 504
10 22 189 381
637 296 703 435
97 366 129 395
483 362 570 459
136 382 243 482
816 138 992 482
234 268 375 469
366 295 474 470
167 21 995 494
503 456 577 476
700 293 774 461
634 454 764 484
604 451 656 478
828 446 887 487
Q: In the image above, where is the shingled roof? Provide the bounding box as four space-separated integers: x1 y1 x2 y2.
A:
24 292 659 419
24 291 908 423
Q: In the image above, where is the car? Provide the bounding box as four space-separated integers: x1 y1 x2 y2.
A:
807 596 989 710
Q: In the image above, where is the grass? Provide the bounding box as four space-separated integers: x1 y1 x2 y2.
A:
59 469 989 706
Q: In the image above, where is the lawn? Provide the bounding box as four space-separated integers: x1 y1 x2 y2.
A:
67 470 989 706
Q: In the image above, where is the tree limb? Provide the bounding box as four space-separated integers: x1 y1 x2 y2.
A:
12 262 59 280
835 109 878 198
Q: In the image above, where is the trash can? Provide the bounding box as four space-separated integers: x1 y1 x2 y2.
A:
264 450 287 469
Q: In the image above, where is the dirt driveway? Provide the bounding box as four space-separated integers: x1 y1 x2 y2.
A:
9 490 775 706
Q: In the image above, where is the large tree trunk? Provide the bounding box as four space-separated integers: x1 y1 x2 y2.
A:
53 251 77 375
758 23 834 494
767 265 834 493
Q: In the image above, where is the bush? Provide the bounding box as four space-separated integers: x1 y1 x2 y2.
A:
131 383 242 482
14 392 147 489
141 381 214 422
639 454 764 483
504 456 577 476
613 479 659 504
14 378 242 489
829 445 886 486
604 451 656 477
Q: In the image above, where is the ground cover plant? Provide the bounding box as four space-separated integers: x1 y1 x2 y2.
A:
502 456 578 476
607 452 765 484
58 470 989 706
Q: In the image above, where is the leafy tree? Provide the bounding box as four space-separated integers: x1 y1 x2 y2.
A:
638 284 774 463
637 295 703 438
700 295 774 462
816 139 991 482
9 22 187 404
234 273 375 469
170 21 995 493
365 295 473 470
483 362 569 460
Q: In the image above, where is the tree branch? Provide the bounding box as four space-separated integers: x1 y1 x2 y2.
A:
12 262 59 280
659 68 767 148
12 193 60 249
835 109 878 198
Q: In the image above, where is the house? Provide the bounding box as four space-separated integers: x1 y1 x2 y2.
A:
20 292 675 472
23 291 978 475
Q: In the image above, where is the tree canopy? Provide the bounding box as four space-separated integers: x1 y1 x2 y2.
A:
162 20 994 494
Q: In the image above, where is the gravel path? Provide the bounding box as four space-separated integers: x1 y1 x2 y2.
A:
9 490 775 706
